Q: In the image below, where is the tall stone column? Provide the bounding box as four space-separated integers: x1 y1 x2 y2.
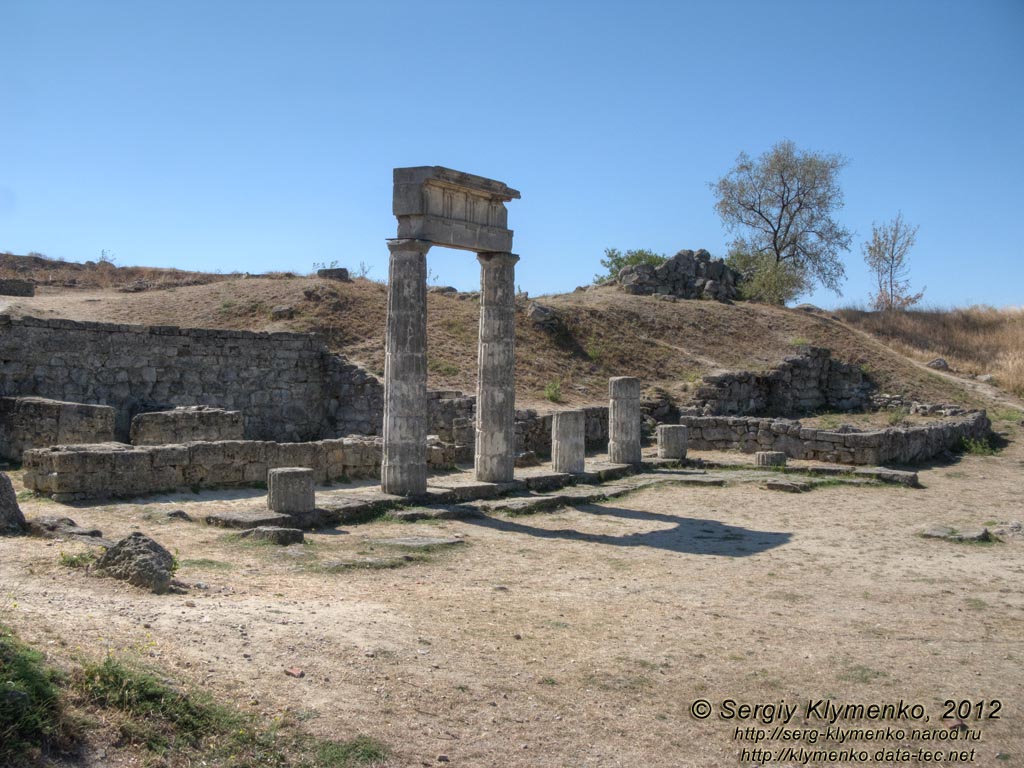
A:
608 376 642 464
381 239 431 496
475 252 519 483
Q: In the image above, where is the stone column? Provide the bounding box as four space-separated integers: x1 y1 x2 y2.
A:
381 239 431 496
608 376 642 464
551 410 586 473
475 252 519 482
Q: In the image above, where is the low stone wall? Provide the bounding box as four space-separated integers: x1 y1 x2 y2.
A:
0 396 116 461
130 406 244 445
616 249 740 301
678 411 990 465
693 347 870 415
515 407 610 457
23 436 456 501
0 279 35 297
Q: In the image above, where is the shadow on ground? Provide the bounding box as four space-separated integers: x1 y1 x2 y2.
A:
462 502 791 557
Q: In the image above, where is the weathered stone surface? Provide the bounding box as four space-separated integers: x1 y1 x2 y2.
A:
0 473 26 533
239 526 305 545
926 358 949 371
203 509 294 530
0 315 383 441
96 532 175 594
551 410 585 473
372 535 464 549
608 377 642 464
267 467 315 514
615 249 740 301
317 268 351 281
381 239 430 496
393 166 520 253
0 396 116 461
692 347 871 416
763 479 810 493
270 305 295 320
0 279 35 297
25 515 106 542
755 451 787 467
526 302 561 332
475 252 519 483
656 425 688 459
130 406 244 446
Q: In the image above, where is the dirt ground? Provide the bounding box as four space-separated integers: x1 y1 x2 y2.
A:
3 424 1022 767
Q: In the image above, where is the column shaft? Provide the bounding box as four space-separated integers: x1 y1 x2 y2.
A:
608 376 642 464
552 410 586 473
381 239 430 495
475 252 519 482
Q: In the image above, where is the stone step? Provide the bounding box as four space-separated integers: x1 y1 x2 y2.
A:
204 509 294 529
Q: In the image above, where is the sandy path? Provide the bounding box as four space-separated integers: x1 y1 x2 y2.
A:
3 432 1022 766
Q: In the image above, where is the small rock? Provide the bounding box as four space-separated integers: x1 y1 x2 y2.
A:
284 667 305 678
926 357 949 371
96 532 175 594
317 267 351 282
165 509 191 521
763 480 810 493
515 450 541 468
270 305 295 320
976 374 994 383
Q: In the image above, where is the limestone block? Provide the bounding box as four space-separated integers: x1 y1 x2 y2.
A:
755 451 787 467
608 377 642 464
657 425 688 459
267 467 315 514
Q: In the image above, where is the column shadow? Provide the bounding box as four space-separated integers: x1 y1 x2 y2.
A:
461 502 791 557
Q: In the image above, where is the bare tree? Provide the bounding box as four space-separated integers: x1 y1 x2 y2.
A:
863 212 923 311
712 140 852 303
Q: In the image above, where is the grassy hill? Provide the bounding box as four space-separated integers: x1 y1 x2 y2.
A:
0 252 1013 410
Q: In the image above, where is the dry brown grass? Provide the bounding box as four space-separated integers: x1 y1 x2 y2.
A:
837 305 1024 397
0 251 238 291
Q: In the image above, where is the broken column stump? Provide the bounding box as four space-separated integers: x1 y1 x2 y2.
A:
267 467 315 514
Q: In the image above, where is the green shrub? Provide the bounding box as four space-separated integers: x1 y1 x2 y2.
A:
544 379 563 403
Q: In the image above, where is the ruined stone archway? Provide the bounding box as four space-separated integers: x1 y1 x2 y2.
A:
382 167 520 496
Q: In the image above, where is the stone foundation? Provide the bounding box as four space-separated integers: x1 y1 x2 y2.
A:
0 314 383 442
0 396 116 461
0 279 35 297
22 436 456 501
677 411 990 465
130 406 244 445
692 347 870 415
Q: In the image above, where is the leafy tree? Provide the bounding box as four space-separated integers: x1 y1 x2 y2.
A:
711 139 852 303
863 212 923 311
725 248 807 305
594 248 666 283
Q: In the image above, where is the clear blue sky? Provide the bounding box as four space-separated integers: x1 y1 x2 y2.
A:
2 0 1022 308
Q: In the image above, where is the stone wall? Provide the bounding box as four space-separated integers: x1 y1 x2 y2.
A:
515 407 610 457
616 249 740 301
130 406 244 446
0 279 35 297
0 315 383 442
23 436 456 501
0 396 116 461
677 411 990 465
692 347 870 416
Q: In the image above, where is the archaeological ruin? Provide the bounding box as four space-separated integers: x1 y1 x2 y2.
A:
0 166 996 510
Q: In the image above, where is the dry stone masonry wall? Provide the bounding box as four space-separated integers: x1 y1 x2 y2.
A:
22 436 458 501
0 315 383 443
0 396 115 461
130 406 244 446
678 411 990 465
692 347 870 416
0 279 35 297
616 249 741 301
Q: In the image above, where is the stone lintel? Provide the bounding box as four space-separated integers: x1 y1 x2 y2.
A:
386 238 433 255
396 216 514 253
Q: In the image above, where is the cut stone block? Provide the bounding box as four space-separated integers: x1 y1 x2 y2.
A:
267 467 315 514
755 451 787 467
656 425 688 459
551 411 585 473
239 526 305 545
